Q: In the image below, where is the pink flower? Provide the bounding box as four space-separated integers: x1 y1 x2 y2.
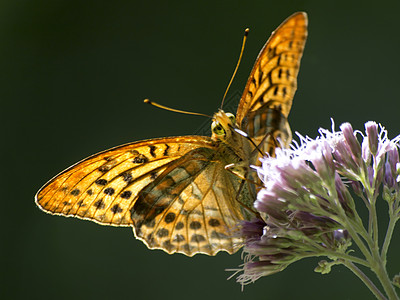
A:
236 121 400 289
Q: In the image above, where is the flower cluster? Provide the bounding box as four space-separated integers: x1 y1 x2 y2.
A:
236 121 400 294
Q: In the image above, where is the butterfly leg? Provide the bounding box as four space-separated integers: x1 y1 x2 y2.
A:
224 162 259 186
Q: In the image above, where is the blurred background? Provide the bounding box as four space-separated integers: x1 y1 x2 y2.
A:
2 0 400 299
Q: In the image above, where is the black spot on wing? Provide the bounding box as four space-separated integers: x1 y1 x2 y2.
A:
143 219 155 228
95 179 108 186
191 234 206 243
70 189 80 196
258 70 264 86
103 187 115 196
133 153 148 164
94 199 105 209
181 243 192 252
156 228 169 238
120 191 132 199
208 219 220 227
189 221 201 230
282 86 287 97
98 165 110 173
175 222 184 230
163 144 170 156
146 233 155 246
273 86 279 96
149 145 157 158
111 204 123 214
164 212 176 224
121 172 133 183
150 172 157 181
173 234 185 242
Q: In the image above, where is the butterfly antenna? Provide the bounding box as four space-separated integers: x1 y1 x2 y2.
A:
220 28 250 110
144 99 212 118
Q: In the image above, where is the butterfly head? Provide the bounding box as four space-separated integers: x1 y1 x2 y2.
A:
211 110 237 141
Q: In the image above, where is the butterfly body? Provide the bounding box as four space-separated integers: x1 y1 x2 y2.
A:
35 12 308 256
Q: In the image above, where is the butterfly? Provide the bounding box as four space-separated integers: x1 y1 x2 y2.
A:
35 12 308 256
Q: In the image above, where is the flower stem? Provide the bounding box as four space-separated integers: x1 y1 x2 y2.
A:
337 211 373 262
381 214 397 265
342 260 387 300
371 201 380 247
371 252 400 300
324 251 370 268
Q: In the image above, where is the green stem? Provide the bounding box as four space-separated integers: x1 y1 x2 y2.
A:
337 212 373 262
369 206 374 235
371 250 399 300
293 230 371 268
324 251 370 268
343 260 387 300
371 201 380 247
381 214 397 265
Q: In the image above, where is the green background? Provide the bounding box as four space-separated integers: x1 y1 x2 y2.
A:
3 0 400 299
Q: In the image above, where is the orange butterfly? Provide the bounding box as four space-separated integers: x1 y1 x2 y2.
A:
35 12 308 256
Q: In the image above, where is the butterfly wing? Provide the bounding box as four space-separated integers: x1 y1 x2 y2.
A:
132 145 251 256
236 12 308 154
36 136 248 256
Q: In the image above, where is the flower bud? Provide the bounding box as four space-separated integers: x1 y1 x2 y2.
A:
340 123 362 163
384 162 395 189
365 121 378 156
362 138 372 164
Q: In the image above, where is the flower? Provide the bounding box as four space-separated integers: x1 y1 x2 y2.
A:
236 120 400 290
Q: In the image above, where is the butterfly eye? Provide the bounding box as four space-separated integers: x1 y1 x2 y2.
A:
226 113 236 124
211 122 225 136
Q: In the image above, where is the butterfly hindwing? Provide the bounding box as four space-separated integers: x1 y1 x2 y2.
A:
132 146 248 256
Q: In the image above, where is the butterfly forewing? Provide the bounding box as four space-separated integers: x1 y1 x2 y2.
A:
236 12 307 153
36 137 216 226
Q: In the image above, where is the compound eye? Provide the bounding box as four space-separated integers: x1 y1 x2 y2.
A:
211 122 225 136
226 112 236 124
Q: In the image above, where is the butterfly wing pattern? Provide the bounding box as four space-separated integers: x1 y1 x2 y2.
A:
35 12 308 256
236 12 307 155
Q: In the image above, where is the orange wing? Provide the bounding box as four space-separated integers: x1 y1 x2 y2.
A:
236 12 308 154
132 145 250 256
35 136 250 256
35 137 215 226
